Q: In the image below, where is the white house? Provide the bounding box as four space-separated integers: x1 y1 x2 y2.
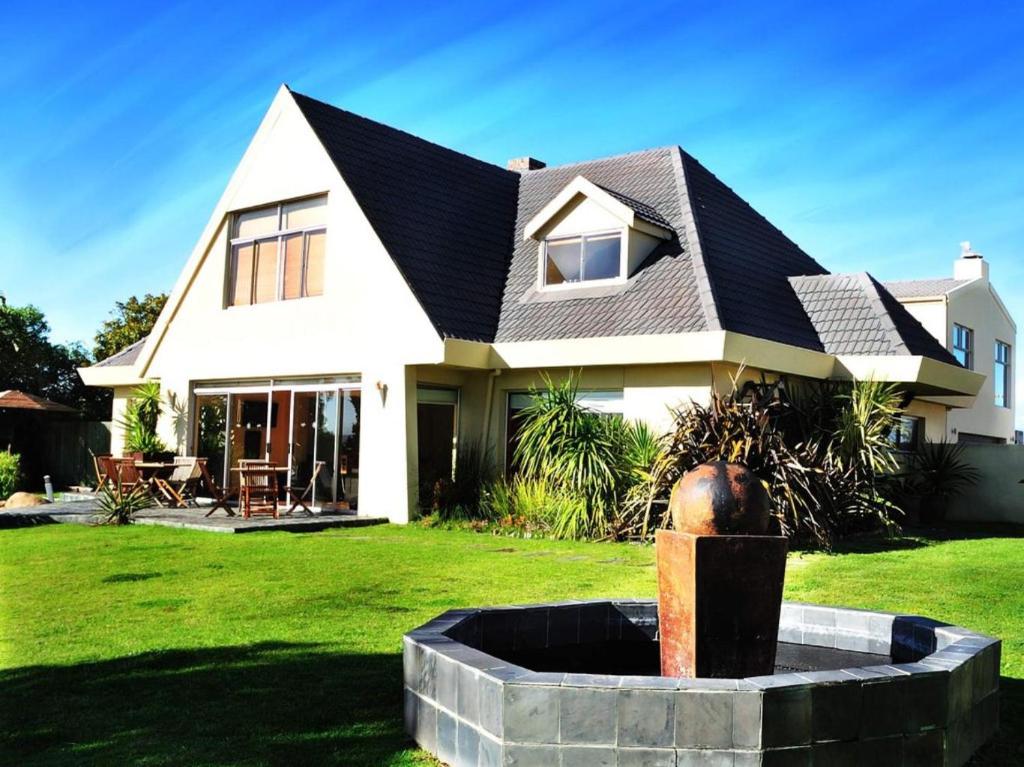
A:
79 86 984 522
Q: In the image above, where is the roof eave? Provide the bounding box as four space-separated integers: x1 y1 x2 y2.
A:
834 355 983 397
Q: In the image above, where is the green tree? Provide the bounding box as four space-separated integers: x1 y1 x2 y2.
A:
93 293 167 362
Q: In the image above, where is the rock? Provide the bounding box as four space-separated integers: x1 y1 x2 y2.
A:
3 492 50 509
668 462 770 535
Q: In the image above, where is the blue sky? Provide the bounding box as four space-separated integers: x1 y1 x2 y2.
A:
3 1 1023 423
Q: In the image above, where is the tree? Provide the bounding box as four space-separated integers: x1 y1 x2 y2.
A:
0 299 111 419
93 293 167 362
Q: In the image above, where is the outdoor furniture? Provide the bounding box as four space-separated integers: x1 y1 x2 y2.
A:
153 457 202 508
199 459 236 517
239 459 272 467
92 453 113 491
285 460 325 516
239 467 279 519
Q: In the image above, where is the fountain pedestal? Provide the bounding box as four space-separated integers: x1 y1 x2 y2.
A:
656 529 787 677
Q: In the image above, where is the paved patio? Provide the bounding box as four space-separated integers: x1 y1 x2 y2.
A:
0 496 388 533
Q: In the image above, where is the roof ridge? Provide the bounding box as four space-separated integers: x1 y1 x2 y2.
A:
289 90 517 180
671 146 721 331
527 145 676 174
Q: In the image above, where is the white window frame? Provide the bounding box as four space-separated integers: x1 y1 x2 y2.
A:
995 340 1012 409
952 323 974 370
538 228 626 291
226 195 327 307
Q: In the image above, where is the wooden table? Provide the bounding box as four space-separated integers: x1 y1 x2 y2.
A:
135 462 176 506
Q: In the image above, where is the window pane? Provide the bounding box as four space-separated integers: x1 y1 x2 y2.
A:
282 233 304 300
545 238 581 284
582 234 621 280
229 243 254 305
283 196 326 230
234 204 278 239
253 238 279 304
304 231 325 296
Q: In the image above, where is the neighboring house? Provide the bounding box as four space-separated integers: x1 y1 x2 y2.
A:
885 243 1017 444
78 86 984 522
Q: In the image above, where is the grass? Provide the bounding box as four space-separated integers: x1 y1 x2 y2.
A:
0 522 1021 765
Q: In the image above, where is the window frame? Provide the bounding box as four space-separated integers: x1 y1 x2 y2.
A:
951 323 974 370
994 339 1012 409
889 414 923 453
226 195 327 307
539 228 626 291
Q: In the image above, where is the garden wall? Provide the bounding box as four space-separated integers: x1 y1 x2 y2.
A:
947 444 1024 524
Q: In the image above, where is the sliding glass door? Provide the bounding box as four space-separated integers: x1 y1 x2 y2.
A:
193 382 360 509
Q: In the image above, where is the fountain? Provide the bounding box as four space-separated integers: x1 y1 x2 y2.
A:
404 462 1000 766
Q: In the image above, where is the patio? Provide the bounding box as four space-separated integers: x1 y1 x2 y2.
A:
0 496 387 533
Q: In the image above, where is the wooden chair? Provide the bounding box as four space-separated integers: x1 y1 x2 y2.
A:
197 459 235 517
92 453 113 491
240 459 271 467
239 467 279 519
113 458 144 492
285 460 325 516
154 457 202 508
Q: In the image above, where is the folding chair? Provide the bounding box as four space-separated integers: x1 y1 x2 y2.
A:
285 461 325 516
199 459 236 517
92 452 113 492
154 458 202 508
114 459 144 493
239 467 279 519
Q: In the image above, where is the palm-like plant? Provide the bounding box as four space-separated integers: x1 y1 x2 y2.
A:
119 381 168 458
96 481 153 525
910 440 980 522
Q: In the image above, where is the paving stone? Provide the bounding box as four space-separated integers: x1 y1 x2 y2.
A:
732 691 763 749
809 677 862 742
561 745 615 766
457 720 481 767
479 733 502 767
479 674 503 737
857 735 903 766
675 689 733 748
417 644 437 699
860 678 906 738
459 664 482 724
760 686 811 748
903 729 945 767
759 746 810 766
415 695 437 755
504 683 559 744
802 606 836 627
902 671 948 733
617 746 677 766
436 652 460 712
676 747 735 766
562 673 621 688
404 687 417 737
559 686 616 745
618 688 675 748
503 744 559 766
438 708 458 765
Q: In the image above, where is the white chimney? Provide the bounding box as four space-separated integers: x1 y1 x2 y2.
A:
954 240 989 281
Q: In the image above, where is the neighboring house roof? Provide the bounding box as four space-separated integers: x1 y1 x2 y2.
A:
0 390 78 413
882 278 970 299
292 92 521 343
93 337 147 368
791 274 959 364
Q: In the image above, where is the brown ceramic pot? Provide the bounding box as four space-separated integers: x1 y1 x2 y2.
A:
669 461 770 536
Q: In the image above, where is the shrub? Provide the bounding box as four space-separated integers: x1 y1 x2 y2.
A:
634 373 905 548
120 382 168 458
96 481 153 525
0 451 21 499
427 441 496 520
479 476 587 538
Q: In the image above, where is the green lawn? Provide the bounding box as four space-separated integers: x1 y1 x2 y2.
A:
0 523 1021 766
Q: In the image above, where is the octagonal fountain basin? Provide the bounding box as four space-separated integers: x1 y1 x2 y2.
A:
403 600 1000 767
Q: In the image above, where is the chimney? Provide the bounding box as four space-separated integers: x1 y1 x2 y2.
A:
507 157 546 172
954 240 989 281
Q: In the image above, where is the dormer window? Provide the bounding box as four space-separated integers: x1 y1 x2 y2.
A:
544 231 623 286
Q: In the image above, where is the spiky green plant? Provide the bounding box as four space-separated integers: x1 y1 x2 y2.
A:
119 381 168 458
96 481 153 525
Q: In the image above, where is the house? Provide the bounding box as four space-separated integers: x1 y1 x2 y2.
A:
884 243 1016 444
78 85 984 522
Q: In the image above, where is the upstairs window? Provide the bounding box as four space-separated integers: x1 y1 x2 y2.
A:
995 340 1011 408
543 231 622 286
228 196 326 306
952 323 973 369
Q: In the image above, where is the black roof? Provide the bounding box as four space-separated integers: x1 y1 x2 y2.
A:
287 89 959 366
